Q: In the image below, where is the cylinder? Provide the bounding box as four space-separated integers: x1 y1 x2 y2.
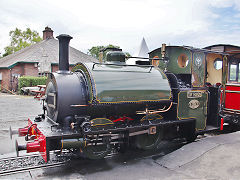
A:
61 138 85 149
56 34 73 71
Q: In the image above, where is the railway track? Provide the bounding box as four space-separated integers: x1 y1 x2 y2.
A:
0 153 69 176
0 140 186 176
0 134 216 177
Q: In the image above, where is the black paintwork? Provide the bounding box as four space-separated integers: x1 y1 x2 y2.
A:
56 34 72 71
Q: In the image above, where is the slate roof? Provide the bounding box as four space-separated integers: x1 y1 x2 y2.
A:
0 38 97 69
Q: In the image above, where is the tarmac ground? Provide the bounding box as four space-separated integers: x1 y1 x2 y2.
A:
0 92 240 180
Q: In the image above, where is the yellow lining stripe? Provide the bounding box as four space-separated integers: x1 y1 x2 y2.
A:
140 114 163 122
90 118 114 127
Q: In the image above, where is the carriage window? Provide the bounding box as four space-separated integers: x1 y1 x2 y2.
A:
152 56 160 66
214 58 222 70
229 64 237 81
178 54 189 68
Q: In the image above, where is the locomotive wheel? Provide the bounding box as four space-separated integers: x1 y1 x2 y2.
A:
231 117 240 126
185 134 197 143
83 144 110 159
135 128 163 150
228 117 240 131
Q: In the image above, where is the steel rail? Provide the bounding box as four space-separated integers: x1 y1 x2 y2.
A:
0 154 68 176
0 133 216 177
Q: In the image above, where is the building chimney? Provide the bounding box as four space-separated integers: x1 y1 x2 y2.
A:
43 27 54 40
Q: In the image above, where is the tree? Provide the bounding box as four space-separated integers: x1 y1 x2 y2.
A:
3 28 42 57
87 44 131 60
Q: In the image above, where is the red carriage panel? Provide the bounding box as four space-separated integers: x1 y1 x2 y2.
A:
225 84 240 111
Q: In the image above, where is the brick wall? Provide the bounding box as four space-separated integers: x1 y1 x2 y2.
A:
51 64 58 72
0 69 10 91
8 63 38 77
11 63 24 75
0 63 39 91
1 62 75 91
23 63 38 76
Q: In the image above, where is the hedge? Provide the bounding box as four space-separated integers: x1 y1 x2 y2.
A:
18 76 47 92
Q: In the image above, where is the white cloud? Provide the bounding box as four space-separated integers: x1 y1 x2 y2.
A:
209 0 234 8
0 0 240 55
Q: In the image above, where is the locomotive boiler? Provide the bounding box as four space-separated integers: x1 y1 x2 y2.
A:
12 34 196 162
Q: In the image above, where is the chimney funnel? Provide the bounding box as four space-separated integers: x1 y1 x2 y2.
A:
56 34 73 72
43 27 54 40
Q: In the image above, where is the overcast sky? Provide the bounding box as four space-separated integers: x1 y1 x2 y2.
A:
1 0 240 55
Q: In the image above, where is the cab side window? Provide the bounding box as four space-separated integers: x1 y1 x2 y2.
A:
229 64 237 81
229 60 240 83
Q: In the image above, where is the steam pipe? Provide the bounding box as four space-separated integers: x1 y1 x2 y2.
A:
56 34 73 71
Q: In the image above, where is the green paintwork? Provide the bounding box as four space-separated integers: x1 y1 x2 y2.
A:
83 144 110 159
106 51 125 62
149 46 192 74
135 127 163 150
97 90 169 102
150 46 208 88
166 47 192 74
148 48 166 70
72 62 171 103
192 52 205 87
177 90 208 130
90 63 171 103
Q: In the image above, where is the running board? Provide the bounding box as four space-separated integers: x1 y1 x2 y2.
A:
196 125 219 134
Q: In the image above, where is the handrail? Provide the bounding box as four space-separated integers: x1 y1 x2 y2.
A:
92 62 154 73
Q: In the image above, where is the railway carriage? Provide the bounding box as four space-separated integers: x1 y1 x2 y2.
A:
10 35 235 162
204 44 240 126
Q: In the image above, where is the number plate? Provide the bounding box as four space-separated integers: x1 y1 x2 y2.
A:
187 91 202 98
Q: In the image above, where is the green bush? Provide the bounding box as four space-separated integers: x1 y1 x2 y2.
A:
18 76 47 93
